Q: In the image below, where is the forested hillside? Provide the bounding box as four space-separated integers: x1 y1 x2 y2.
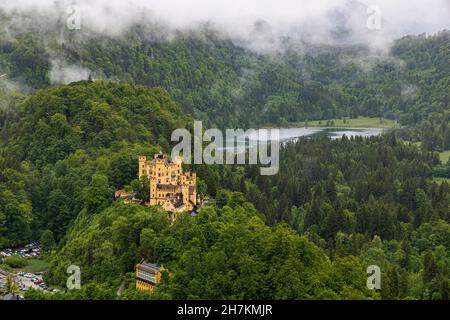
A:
0 81 190 246
34 197 380 300
0 80 448 301
200 135 450 299
1 19 449 143
0 12 449 301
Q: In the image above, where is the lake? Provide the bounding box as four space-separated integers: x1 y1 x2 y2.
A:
222 127 386 152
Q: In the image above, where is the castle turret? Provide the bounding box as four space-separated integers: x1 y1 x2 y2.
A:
138 156 147 177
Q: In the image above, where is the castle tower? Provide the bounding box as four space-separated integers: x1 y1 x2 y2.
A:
138 156 147 177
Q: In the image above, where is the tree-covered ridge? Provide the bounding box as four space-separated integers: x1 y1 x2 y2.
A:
1 23 448 137
66 29 450 130
3 80 188 164
35 196 380 300
0 81 190 246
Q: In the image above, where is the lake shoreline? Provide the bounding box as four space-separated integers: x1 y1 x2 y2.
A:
260 117 401 130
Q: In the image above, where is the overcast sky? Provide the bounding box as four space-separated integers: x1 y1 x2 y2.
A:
1 0 449 44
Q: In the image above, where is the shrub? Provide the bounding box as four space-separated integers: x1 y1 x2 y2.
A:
3 256 28 268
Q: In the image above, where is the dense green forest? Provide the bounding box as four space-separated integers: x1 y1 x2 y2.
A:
0 14 449 300
0 81 448 300
28 197 381 300
0 81 190 246
1 22 449 148
201 135 450 299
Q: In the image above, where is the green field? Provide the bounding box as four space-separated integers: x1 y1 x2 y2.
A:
298 117 399 128
22 258 50 273
439 150 450 164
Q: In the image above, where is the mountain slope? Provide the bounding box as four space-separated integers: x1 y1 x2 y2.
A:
1 23 448 136
0 80 190 245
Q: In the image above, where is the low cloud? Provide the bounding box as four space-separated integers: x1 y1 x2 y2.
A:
1 0 449 52
49 60 91 85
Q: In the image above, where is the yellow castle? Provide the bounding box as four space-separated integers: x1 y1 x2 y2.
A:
139 153 197 213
